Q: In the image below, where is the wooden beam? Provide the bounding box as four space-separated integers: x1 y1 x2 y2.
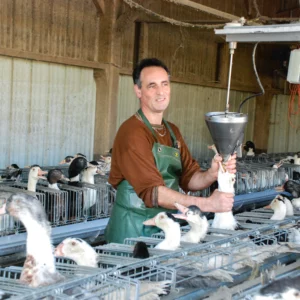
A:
165 0 241 21
92 0 105 15
0 47 107 70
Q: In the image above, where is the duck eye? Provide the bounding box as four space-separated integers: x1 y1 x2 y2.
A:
71 241 76 246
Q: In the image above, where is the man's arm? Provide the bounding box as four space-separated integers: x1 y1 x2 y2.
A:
187 153 237 191
157 186 234 212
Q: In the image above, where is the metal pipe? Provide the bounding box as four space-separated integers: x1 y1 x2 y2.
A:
225 42 237 114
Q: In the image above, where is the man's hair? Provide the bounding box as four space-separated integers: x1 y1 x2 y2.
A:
132 58 170 88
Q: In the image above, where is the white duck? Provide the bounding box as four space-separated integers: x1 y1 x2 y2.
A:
209 145 238 231
0 193 64 287
81 166 101 184
55 237 171 300
27 166 48 192
265 196 287 220
172 203 209 243
143 212 181 250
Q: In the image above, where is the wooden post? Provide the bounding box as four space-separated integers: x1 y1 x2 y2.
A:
93 0 121 159
253 91 274 153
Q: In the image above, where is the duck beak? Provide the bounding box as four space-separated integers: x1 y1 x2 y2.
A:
96 169 105 175
264 205 272 209
275 185 284 192
61 175 70 182
0 202 6 215
59 159 66 165
172 213 187 220
38 169 48 179
143 217 156 226
54 243 64 256
174 202 189 214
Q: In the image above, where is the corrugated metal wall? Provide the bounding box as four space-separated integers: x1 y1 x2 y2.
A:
117 75 256 160
268 94 300 153
0 56 96 167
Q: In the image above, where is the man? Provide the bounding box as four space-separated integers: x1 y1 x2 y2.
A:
105 58 236 243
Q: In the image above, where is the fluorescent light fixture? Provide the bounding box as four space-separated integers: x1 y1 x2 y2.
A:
215 23 300 42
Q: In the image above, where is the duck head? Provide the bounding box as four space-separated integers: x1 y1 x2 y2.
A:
55 237 98 267
143 212 181 250
265 195 287 220
0 193 48 226
173 203 204 224
59 155 74 165
47 169 69 184
68 157 88 181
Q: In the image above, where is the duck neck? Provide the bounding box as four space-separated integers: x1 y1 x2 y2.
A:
187 219 209 242
212 212 237 230
48 183 60 190
70 175 80 182
23 217 55 270
27 178 38 192
81 172 94 184
162 223 181 249
271 206 286 220
75 252 98 267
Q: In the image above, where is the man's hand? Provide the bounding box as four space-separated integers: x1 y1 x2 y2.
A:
199 189 234 212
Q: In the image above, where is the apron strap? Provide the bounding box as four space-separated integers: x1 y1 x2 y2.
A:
138 108 179 149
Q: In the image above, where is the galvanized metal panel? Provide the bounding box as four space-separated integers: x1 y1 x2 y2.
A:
268 94 300 153
117 75 256 160
0 56 96 167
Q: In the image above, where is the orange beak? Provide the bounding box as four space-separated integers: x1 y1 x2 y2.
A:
174 202 189 214
143 217 156 226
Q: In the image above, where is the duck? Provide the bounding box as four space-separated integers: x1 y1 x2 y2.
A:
208 145 238 231
264 196 287 220
54 238 171 299
0 193 64 287
244 141 256 157
27 166 48 192
68 157 88 185
282 180 300 210
143 212 181 250
172 202 209 243
96 155 111 175
3 164 22 181
253 274 300 300
47 169 69 190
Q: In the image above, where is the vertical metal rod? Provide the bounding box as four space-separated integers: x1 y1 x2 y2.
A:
225 42 237 114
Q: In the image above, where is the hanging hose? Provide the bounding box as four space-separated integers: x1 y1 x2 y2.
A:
238 42 265 113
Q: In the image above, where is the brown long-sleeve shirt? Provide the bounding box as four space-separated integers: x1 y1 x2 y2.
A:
108 114 201 207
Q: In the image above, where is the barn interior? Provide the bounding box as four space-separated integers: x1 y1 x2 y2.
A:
0 0 300 299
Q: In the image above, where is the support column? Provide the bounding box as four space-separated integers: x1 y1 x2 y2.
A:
93 0 121 159
253 91 274 153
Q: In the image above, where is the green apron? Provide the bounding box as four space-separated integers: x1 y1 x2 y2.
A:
105 109 182 244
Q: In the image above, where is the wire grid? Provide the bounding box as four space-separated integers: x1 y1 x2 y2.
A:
0 186 45 235
0 264 112 300
9 182 69 226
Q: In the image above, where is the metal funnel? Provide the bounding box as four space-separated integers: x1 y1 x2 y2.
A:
205 112 248 161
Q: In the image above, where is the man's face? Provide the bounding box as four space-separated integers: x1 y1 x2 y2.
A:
134 66 170 115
